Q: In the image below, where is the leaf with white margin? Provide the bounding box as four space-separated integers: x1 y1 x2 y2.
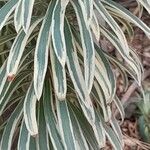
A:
34 0 56 100
18 120 30 150
0 100 23 150
71 0 95 93
50 42 67 100
43 80 64 150
6 17 42 78
24 82 38 136
22 0 35 33
0 0 18 31
56 99 77 150
14 0 23 32
51 0 69 66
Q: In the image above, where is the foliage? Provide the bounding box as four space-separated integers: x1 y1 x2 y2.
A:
138 91 150 143
0 0 150 149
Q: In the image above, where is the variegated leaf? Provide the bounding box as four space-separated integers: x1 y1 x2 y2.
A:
102 0 150 38
43 80 64 150
37 100 50 150
94 0 130 56
18 120 30 150
71 0 95 93
0 0 18 31
100 26 142 84
64 20 95 123
50 42 67 100
68 106 89 150
23 82 38 136
34 0 56 100
22 0 35 33
0 101 23 150
56 100 77 150
14 0 23 32
51 0 69 66
0 70 32 114
6 18 42 77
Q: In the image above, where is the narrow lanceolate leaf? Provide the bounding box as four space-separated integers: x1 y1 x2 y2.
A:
97 110 122 150
0 101 23 150
68 106 89 150
14 0 23 32
34 0 56 100
100 26 142 84
94 0 130 55
104 125 122 150
138 0 150 14
103 0 150 38
110 115 124 147
0 60 7 94
50 43 67 100
95 44 116 102
0 71 32 114
22 0 35 33
29 137 36 150
0 0 18 31
94 110 106 148
0 33 16 46
114 96 125 123
90 12 100 41
6 18 42 77
43 80 64 150
69 103 99 149
24 82 38 136
64 20 95 123
56 100 77 150
18 120 30 150
93 81 111 122
51 0 69 66
37 100 50 150
82 0 93 21
71 0 95 92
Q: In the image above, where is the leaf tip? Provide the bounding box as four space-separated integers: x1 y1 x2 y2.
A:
7 74 15 81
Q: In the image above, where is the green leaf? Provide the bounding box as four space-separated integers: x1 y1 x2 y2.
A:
0 70 32 115
114 96 125 123
103 0 150 38
104 124 122 150
34 0 56 100
0 33 16 46
56 100 77 150
69 103 99 149
64 20 95 125
110 115 124 147
0 60 7 95
37 100 50 150
94 0 130 56
22 0 35 33
0 0 18 31
6 18 42 77
100 26 141 84
71 0 95 92
51 0 69 66
43 79 64 150
0 100 23 150
18 120 30 150
14 0 23 32
68 106 89 150
50 42 66 100
23 82 38 136
29 136 36 150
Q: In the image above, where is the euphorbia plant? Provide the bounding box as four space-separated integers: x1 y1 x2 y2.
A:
0 0 150 149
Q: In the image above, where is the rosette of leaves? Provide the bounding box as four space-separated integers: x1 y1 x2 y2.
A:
0 0 150 149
